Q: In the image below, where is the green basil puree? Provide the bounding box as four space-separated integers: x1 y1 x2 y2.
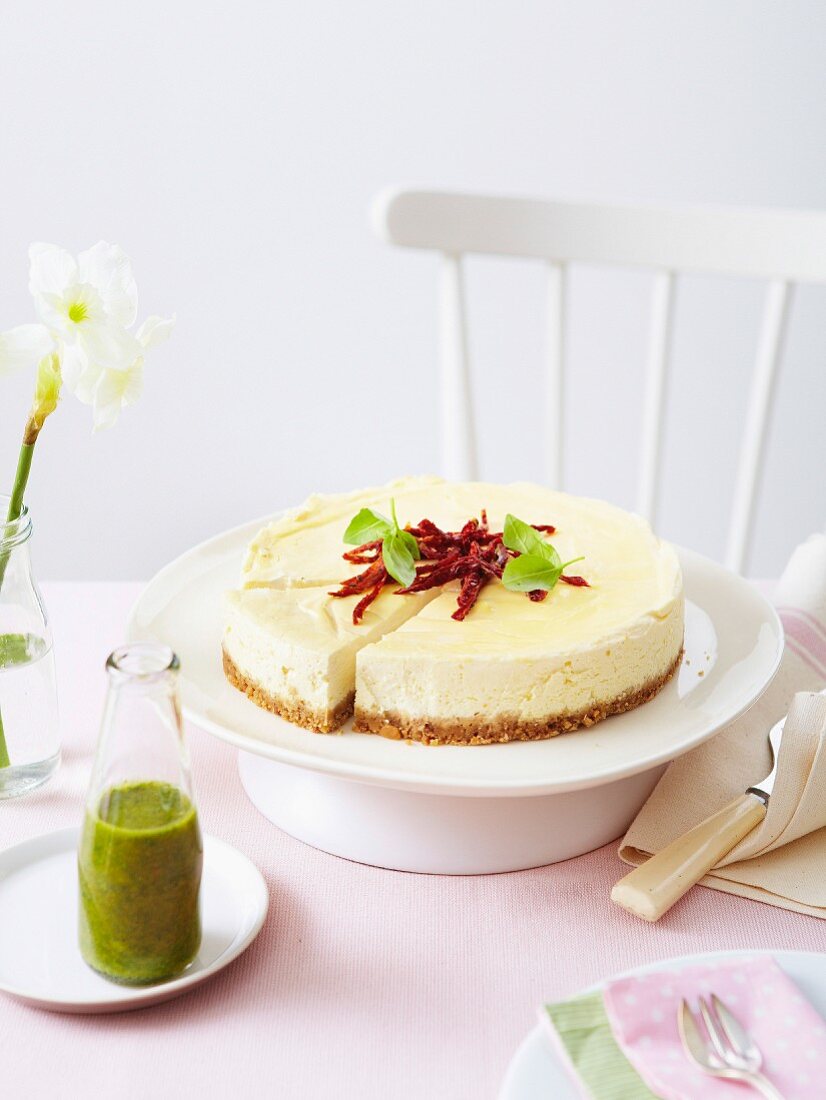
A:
78 780 203 984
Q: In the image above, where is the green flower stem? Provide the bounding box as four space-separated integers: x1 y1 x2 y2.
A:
0 427 39 770
8 442 34 522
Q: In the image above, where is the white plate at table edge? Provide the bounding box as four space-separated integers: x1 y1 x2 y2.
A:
0 827 268 1013
128 515 783 798
498 949 826 1100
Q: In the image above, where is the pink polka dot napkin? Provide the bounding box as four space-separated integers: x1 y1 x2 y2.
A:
602 956 826 1099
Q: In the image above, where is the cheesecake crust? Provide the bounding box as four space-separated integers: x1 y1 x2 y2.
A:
222 648 354 734
353 649 683 746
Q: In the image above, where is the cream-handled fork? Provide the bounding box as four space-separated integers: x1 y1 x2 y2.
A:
679 994 786 1099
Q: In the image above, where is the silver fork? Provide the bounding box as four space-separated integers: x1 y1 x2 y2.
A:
678 994 786 1099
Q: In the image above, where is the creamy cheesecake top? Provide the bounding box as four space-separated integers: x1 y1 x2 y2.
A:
243 476 679 603
239 476 682 660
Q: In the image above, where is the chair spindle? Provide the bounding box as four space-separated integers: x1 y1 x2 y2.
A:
545 262 567 490
440 253 477 480
637 270 676 524
726 279 794 573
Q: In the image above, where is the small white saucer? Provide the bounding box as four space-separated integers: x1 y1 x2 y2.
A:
0 827 268 1013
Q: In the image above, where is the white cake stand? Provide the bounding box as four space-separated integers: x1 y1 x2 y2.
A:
235 754 667 873
128 519 782 874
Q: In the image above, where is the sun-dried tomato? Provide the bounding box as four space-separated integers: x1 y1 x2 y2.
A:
330 513 584 624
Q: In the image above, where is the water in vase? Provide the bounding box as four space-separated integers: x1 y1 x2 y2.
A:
0 633 60 799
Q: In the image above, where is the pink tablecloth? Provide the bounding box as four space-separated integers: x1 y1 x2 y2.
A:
3 583 825 1100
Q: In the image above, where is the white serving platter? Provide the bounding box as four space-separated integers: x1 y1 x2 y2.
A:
498 950 826 1099
0 828 268 1013
128 517 782 800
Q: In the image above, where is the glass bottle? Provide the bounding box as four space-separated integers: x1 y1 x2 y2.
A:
0 495 60 799
78 644 202 985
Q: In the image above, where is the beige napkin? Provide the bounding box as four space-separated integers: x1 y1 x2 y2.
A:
619 533 826 918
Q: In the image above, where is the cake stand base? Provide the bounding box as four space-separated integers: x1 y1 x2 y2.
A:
238 752 667 874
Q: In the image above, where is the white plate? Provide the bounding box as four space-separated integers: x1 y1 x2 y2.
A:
0 828 268 1013
498 950 826 1099
128 518 782 797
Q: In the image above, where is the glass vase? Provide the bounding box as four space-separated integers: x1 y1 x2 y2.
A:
78 643 203 984
0 495 60 799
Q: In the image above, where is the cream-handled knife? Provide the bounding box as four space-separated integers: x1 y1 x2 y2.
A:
611 716 784 922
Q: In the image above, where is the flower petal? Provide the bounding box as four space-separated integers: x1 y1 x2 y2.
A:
34 290 74 333
92 363 143 431
0 323 54 375
61 345 101 404
28 243 77 297
59 344 84 391
77 242 138 328
78 317 140 372
136 314 175 350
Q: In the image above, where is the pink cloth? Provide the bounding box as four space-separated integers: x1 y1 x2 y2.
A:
604 956 826 1099
780 606 826 677
2 583 826 1100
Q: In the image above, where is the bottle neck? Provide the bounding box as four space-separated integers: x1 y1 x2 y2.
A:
0 495 41 627
87 644 192 811
106 644 181 684
0 494 32 556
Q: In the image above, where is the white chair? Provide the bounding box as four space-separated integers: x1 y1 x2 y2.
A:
372 189 826 574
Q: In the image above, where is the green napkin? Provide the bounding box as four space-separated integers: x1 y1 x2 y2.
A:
543 992 658 1099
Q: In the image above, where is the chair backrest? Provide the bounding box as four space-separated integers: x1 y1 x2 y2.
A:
372 188 826 574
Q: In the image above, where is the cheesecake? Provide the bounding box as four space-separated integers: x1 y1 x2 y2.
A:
223 585 438 733
223 478 684 744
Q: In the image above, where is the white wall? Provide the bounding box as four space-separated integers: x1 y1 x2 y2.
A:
0 0 823 580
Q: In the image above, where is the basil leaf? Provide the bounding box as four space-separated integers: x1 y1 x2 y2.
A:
388 498 420 559
398 528 421 561
502 514 560 568
502 553 563 593
503 514 544 555
343 508 392 545
382 531 417 587
542 542 562 570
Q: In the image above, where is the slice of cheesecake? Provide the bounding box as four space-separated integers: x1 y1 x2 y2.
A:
226 476 446 730
353 499 684 745
223 584 438 732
